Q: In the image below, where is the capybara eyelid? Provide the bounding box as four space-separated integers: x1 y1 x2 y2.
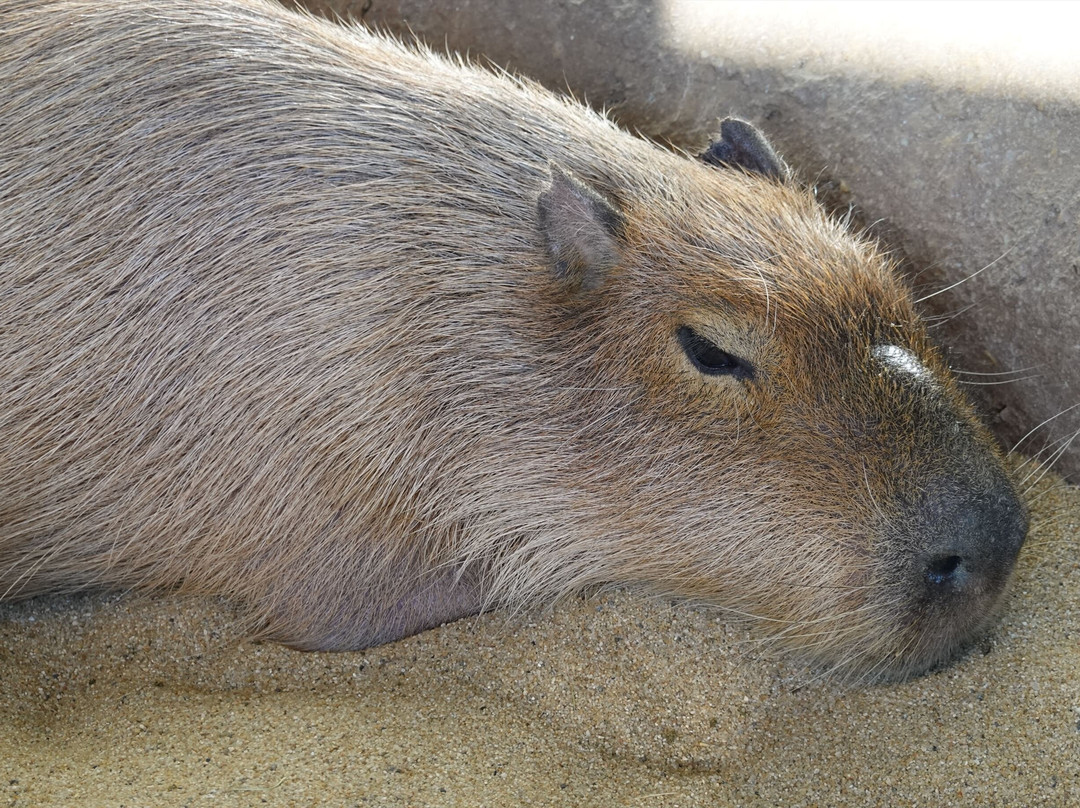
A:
676 326 754 381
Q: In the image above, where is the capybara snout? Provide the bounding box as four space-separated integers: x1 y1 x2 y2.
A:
886 468 1027 669
0 0 1026 679
913 473 1028 597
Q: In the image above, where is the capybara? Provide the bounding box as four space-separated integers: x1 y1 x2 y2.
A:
0 0 1027 679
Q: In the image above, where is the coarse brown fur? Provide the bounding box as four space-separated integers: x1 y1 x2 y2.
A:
0 0 1026 679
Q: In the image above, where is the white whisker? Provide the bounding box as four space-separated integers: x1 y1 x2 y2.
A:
914 248 1013 304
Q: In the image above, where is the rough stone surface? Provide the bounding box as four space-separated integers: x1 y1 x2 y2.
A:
287 0 1080 479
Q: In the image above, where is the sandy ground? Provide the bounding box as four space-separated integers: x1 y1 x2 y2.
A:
3 472 1077 807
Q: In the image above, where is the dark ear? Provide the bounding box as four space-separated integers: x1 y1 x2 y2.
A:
537 163 625 293
698 118 790 182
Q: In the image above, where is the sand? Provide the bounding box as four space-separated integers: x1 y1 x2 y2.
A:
3 472 1077 807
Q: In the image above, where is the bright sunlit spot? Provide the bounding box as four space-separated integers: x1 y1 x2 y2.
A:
663 1 1080 99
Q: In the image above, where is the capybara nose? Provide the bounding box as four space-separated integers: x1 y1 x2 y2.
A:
917 473 1028 601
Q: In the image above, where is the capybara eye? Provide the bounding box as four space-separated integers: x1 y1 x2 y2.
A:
677 326 754 381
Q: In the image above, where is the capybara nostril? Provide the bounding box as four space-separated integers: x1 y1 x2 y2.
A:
924 554 965 589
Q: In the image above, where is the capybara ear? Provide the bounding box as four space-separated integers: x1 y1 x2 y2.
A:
698 118 790 182
537 163 625 293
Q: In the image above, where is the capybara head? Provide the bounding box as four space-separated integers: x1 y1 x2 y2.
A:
532 121 1027 679
0 0 1026 681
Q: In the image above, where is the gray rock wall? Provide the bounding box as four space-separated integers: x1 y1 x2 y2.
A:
288 0 1080 479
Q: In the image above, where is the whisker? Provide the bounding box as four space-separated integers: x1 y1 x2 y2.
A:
925 309 978 329
1021 425 1080 493
953 366 1042 377
1010 402 1080 453
958 375 1041 387
908 257 948 286
914 248 1013 304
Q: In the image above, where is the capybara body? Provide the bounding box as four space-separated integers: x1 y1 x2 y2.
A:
0 0 1027 679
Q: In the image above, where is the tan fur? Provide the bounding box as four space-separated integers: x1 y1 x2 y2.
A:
0 0 1026 679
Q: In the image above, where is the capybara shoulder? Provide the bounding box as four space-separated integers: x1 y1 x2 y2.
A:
0 0 1026 679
